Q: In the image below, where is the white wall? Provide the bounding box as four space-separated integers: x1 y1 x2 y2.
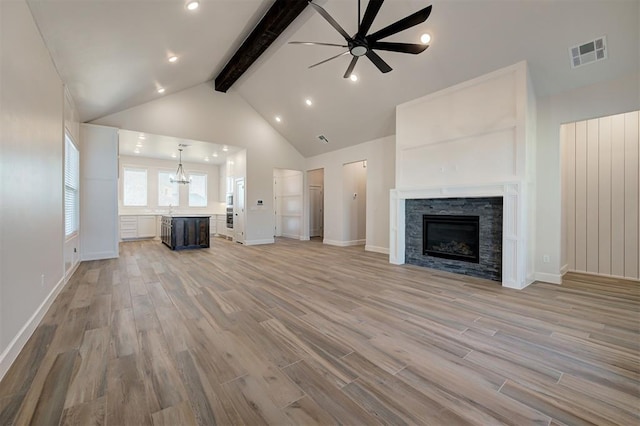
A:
306 135 395 253
393 62 535 288
92 84 305 245
118 155 224 215
537 71 640 280
80 124 119 261
561 111 639 280
342 161 367 244
0 0 67 378
63 87 81 279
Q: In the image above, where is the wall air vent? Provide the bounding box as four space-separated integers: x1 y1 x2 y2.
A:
569 36 607 69
317 135 329 144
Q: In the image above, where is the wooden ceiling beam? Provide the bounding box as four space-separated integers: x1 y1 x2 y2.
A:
214 0 309 93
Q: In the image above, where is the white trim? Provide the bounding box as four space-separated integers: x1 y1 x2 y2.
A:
64 260 81 282
81 250 118 261
560 263 569 275
323 239 365 247
365 245 389 254
564 269 640 283
244 238 275 246
281 233 301 240
0 274 68 382
533 272 562 285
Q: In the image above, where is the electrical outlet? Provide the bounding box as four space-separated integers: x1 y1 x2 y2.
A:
543 255 550 263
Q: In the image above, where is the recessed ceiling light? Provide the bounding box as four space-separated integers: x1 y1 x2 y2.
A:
186 1 199 11
168 55 178 63
136 142 143 147
305 99 313 106
420 33 431 45
213 152 218 157
157 87 165 94
138 134 146 140
275 116 282 122
134 149 140 154
171 153 177 158
222 146 228 152
204 157 209 162
349 74 358 82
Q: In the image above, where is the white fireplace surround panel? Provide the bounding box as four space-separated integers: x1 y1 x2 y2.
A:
390 181 529 289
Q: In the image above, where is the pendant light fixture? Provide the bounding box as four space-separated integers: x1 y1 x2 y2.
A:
171 144 191 184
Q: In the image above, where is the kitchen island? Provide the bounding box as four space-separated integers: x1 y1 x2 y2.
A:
161 215 210 250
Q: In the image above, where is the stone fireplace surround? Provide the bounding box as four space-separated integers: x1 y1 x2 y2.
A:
391 182 528 289
406 197 503 282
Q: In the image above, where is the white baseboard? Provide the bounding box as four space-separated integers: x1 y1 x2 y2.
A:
0 273 69 382
64 260 80 282
564 269 640 282
244 238 275 246
365 245 389 255
281 233 301 239
560 264 569 275
323 239 365 247
534 271 562 285
81 250 118 261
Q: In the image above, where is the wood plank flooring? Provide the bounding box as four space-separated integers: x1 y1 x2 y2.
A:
1 238 638 425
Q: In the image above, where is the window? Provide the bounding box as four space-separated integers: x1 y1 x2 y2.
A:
158 171 179 207
189 173 207 207
64 133 79 237
123 167 147 206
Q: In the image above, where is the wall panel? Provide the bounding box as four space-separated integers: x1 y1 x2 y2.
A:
565 124 576 271
610 114 626 277
586 119 600 273
574 121 588 271
623 112 639 279
597 116 612 275
563 111 639 280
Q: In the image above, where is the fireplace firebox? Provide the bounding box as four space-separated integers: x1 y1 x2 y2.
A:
423 215 480 263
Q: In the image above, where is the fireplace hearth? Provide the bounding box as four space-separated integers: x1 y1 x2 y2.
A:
404 197 503 282
423 215 479 263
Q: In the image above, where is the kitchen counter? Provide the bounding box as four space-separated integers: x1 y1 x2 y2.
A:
161 215 211 250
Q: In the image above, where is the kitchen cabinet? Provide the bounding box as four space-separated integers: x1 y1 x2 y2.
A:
137 216 156 238
120 215 158 240
161 215 210 250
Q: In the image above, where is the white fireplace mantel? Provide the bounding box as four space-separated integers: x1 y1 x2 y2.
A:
390 181 531 289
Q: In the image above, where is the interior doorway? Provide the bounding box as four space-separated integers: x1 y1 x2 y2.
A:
342 160 367 245
234 178 245 244
308 168 324 239
273 169 303 240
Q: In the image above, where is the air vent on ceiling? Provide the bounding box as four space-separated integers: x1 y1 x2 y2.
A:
317 135 329 144
569 36 607 69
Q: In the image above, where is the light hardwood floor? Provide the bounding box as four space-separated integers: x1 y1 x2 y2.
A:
1 238 638 425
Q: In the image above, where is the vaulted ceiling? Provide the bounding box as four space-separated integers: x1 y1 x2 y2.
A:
28 0 639 157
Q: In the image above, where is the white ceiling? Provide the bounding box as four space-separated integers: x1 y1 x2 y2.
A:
28 0 639 158
119 129 242 165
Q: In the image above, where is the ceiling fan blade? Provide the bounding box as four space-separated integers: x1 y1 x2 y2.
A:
370 41 429 54
308 51 350 69
343 56 359 78
289 41 348 48
357 0 384 38
365 50 392 73
309 2 351 41
368 5 432 42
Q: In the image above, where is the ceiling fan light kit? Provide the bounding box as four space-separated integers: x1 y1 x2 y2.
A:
291 0 432 78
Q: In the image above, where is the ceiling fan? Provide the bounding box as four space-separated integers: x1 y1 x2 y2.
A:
290 0 432 78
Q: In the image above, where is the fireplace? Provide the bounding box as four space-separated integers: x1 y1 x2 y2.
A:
423 215 480 263
403 197 503 282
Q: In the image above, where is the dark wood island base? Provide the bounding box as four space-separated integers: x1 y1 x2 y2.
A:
161 215 210 250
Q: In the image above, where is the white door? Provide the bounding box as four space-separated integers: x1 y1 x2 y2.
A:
310 185 323 237
234 178 245 243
